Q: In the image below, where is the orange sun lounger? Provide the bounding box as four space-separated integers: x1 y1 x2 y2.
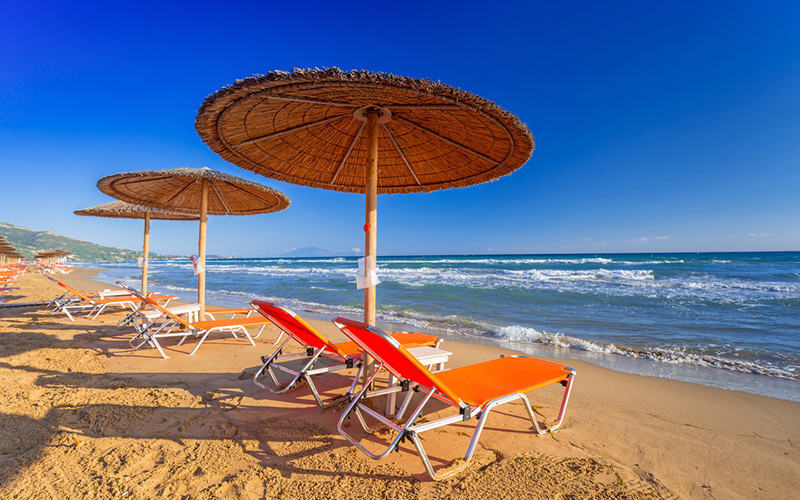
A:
332 316 576 480
250 300 441 407
44 274 175 321
118 282 269 358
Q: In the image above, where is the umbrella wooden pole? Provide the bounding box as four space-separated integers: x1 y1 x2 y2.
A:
198 179 209 318
142 212 150 295
364 108 379 326
362 107 380 390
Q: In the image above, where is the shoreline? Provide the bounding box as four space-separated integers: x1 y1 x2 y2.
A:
82 263 800 403
3 267 797 498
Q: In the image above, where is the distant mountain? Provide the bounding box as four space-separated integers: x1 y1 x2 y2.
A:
278 246 361 258
0 221 176 262
280 247 336 257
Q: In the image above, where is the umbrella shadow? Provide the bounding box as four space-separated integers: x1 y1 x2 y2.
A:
0 354 414 490
0 309 430 487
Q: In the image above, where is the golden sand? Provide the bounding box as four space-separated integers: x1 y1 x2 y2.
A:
0 268 797 499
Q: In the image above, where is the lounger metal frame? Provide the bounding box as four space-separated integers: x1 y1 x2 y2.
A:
333 317 576 481
250 301 364 407
44 275 145 320
118 282 263 358
250 301 442 408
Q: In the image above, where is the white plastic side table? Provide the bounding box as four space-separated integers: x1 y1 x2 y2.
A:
385 346 453 416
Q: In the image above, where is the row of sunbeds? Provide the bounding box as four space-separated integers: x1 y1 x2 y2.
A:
39 262 71 274
43 275 576 480
0 264 27 303
0 264 28 304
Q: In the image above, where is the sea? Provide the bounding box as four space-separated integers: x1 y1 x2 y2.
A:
76 252 800 402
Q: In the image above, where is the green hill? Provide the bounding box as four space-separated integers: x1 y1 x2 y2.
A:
0 221 176 262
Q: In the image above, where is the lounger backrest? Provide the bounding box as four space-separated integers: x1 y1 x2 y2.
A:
44 274 92 301
116 282 192 329
251 300 347 356
333 316 462 405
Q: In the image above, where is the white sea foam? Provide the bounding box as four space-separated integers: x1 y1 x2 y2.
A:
377 257 689 266
366 307 800 381
491 325 799 380
99 259 800 306
379 257 616 265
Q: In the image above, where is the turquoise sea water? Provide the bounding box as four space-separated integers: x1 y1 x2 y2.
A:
78 252 800 401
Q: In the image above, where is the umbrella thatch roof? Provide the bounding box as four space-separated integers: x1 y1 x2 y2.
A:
96 168 291 216
74 201 199 221
195 68 535 195
34 250 70 258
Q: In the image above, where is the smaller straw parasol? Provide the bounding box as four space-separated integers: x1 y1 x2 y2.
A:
97 167 291 316
0 253 23 265
75 201 199 294
0 244 21 265
34 250 70 267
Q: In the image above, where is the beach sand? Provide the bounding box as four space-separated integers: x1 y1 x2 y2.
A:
1 268 798 499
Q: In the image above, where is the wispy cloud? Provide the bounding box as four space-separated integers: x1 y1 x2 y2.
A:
748 233 774 238
352 247 361 252
632 236 671 243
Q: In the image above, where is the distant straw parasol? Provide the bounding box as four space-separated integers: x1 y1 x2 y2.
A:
0 244 20 265
34 250 70 267
34 250 70 258
75 201 198 294
0 251 23 265
195 68 535 329
97 167 291 316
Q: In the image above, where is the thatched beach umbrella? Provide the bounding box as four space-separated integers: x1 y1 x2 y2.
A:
34 250 64 267
195 68 535 329
75 201 198 295
0 245 20 266
49 250 71 264
97 167 290 316
34 250 67 259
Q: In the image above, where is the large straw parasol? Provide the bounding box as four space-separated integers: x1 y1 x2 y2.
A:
195 68 535 329
75 201 198 294
97 167 290 316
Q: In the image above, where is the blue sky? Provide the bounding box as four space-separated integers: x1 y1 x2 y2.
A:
1 0 798 257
